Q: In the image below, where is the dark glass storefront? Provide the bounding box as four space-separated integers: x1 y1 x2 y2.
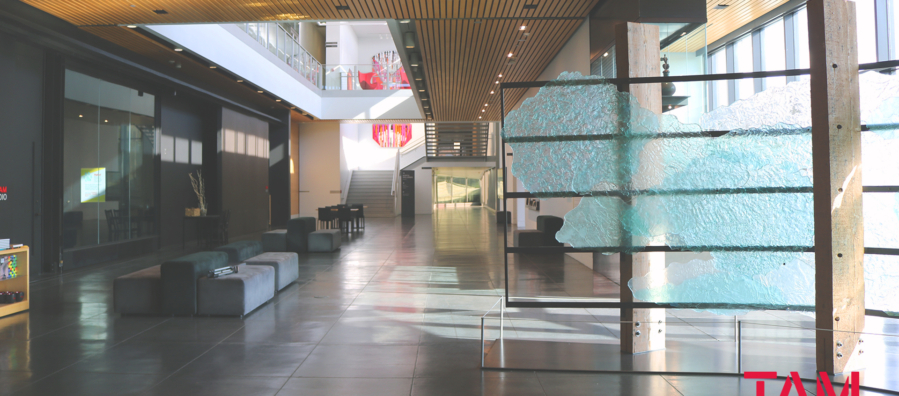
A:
62 70 157 250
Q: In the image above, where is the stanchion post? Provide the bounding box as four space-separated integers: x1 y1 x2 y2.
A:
738 320 743 374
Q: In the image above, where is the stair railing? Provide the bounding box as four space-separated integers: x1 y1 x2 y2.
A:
392 148 400 215
341 170 353 204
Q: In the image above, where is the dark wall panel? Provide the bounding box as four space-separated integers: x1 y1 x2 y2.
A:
0 32 44 274
159 93 218 248
220 107 270 238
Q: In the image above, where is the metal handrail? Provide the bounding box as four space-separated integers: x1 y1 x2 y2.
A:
236 23 323 88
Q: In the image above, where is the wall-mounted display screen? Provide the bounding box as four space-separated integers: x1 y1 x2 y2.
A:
80 168 106 203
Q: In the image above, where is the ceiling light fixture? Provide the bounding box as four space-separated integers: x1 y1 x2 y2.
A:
126 25 138 28
490 91 494 94
174 48 183 52
257 90 264 93
680 32 687 36
409 53 421 67
498 74 503 78
237 79 244 82
276 99 281 102
507 52 513 58
495 81 499 84
335 5 350 11
78 114 83 118
520 25 526 30
713 4 729 9
399 19 411 23
481 109 485 112
523 4 537 10
404 32 416 49
209 65 216 69
484 103 488 106
152 9 168 14
603 52 609 57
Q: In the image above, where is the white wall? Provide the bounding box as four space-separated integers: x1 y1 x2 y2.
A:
507 18 593 267
326 22 359 65
298 121 341 217
147 24 322 118
357 36 399 64
340 123 425 172
321 90 423 119
415 167 432 214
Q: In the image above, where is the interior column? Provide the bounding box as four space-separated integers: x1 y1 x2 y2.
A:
615 22 666 354
807 0 866 374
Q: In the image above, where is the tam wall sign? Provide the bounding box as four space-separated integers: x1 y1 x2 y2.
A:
372 124 412 148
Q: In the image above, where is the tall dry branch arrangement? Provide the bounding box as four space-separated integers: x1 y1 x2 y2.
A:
189 170 206 210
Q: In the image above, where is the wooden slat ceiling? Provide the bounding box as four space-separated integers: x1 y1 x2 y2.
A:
22 0 600 121
706 0 791 44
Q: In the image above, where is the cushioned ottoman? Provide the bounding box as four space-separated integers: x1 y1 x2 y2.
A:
244 252 299 290
161 251 229 315
262 229 288 252
197 265 275 316
287 217 317 253
513 229 545 247
536 215 565 247
114 265 162 315
308 229 341 252
215 240 264 264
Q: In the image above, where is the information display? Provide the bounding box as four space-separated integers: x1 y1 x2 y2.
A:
80 168 106 203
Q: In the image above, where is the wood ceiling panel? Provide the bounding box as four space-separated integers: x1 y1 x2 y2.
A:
26 0 599 121
706 0 791 44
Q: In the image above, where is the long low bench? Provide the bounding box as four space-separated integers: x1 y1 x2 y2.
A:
197 264 274 316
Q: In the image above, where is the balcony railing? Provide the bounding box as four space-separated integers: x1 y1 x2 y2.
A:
323 63 411 91
235 23 323 88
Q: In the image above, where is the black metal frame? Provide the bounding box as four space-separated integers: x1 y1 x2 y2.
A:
499 60 899 318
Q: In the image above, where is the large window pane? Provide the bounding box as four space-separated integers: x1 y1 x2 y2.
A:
762 18 787 89
796 8 810 81
734 35 754 101
709 50 728 110
857 0 877 64
63 70 156 249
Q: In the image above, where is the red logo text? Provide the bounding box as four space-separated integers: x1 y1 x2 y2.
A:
745 371 859 396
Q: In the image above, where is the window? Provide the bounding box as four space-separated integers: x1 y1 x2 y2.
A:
62 70 156 249
709 50 728 110
762 18 787 89
857 0 878 64
734 35 754 101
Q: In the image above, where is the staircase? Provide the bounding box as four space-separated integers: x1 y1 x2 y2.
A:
345 170 395 217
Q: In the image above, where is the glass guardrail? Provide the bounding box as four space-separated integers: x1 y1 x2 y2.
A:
235 23 323 89
323 63 411 91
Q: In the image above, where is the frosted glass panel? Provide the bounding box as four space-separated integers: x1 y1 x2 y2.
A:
864 193 899 248
865 254 899 315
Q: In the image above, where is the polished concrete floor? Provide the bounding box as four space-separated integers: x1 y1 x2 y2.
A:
1 207 896 395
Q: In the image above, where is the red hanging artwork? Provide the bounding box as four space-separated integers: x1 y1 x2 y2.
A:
372 124 412 148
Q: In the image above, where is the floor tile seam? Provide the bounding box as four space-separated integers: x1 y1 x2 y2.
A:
143 321 248 391
532 367 552 396
8 317 175 395
659 373 688 396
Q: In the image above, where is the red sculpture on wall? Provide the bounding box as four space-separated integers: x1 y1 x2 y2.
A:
373 124 412 148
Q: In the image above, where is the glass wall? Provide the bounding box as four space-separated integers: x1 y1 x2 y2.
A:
62 70 156 249
434 168 483 204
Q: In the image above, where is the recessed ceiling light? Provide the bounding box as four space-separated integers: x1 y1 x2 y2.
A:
495 81 499 84
399 19 411 23
680 32 687 36
498 74 503 78
78 114 83 118
257 90 264 93
209 65 216 69
484 103 488 106
419 89 426 92
237 79 244 82
481 109 485 112
291 107 296 109
490 91 494 94
104 119 109 122
479 116 482 119
174 48 183 52
421 98 428 100
275 99 281 102
126 25 137 28
520 25 526 30
603 52 609 57
507 52 513 58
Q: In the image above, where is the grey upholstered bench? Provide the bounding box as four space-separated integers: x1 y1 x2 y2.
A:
262 229 288 252
244 252 299 290
197 264 275 316
215 240 264 264
308 229 341 252
513 229 545 247
114 265 162 315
